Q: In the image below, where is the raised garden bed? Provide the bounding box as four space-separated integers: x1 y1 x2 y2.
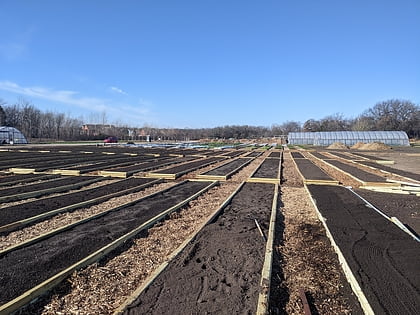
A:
119 182 275 314
307 185 420 314
0 176 104 202
0 177 160 232
147 157 226 179
293 158 339 185
196 157 253 180
0 180 214 311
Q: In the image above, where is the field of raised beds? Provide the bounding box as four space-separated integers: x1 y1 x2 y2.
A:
0 144 418 314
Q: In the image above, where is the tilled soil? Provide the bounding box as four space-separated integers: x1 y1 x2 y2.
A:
0 176 102 198
355 188 420 235
0 181 211 305
201 158 251 176
0 181 177 251
0 174 59 186
324 159 386 182
252 158 281 178
0 177 157 228
358 160 420 182
122 183 275 315
290 151 305 159
304 152 364 187
307 185 420 314
150 156 224 175
293 158 334 181
268 151 282 158
25 152 269 314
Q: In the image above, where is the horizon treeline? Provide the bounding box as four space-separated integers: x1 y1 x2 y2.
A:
0 98 419 141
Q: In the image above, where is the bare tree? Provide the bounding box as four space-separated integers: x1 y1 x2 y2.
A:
0 99 6 125
364 99 419 137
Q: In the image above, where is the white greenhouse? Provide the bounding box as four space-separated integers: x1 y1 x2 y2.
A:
0 126 28 144
288 131 410 146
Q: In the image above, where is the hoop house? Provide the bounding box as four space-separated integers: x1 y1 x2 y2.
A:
0 126 28 144
288 131 409 146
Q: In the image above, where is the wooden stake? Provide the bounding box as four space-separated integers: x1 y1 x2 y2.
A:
254 219 267 241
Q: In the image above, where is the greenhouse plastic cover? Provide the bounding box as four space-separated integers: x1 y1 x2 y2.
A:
0 126 28 144
288 131 409 146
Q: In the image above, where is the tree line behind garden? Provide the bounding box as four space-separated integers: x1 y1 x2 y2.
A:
0 98 418 142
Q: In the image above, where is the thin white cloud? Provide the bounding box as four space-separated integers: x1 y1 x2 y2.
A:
109 86 128 95
0 80 107 111
0 80 154 125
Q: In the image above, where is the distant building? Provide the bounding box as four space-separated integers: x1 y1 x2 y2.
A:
81 124 116 136
0 126 28 144
288 131 410 146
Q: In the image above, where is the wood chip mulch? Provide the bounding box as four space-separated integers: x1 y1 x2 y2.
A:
38 152 269 314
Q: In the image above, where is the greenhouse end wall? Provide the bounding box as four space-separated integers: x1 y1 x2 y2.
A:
288 131 410 146
0 127 28 144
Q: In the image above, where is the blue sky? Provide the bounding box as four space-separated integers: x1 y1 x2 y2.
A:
0 0 419 128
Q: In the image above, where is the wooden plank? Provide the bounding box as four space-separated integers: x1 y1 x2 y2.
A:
99 170 128 178
113 181 245 315
304 185 375 315
247 177 280 184
256 184 279 315
51 169 81 176
362 181 401 188
0 180 218 314
9 168 36 174
304 179 340 185
146 173 177 179
0 179 162 234
0 177 104 203
375 160 394 165
196 174 227 181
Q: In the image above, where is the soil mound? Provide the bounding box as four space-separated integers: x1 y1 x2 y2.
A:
350 142 365 149
327 142 348 150
358 142 391 150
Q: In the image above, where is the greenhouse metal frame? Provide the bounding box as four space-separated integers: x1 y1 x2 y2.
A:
288 131 409 146
0 126 28 144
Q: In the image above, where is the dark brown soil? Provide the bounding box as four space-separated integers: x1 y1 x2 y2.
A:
290 152 305 159
268 151 282 158
150 156 225 175
105 157 183 173
307 185 420 314
246 151 263 157
325 159 385 182
358 161 420 182
0 180 210 305
309 152 333 160
122 183 275 315
293 159 333 181
201 158 251 176
221 150 245 157
0 177 157 229
0 174 59 186
252 158 281 178
355 188 420 235
0 176 102 197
